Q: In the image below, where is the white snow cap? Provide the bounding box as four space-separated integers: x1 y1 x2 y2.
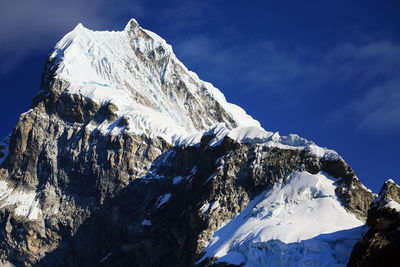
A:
385 179 398 186
382 178 400 192
49 19 260 145
47 19 341 158
385 199 400 212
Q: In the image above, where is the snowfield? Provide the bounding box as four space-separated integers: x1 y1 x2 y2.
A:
0 180 42 220
49 20 259 145
199 171 364 266
45 20 341 160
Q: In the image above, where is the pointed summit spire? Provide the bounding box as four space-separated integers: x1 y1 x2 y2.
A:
124 18 140 32
73 23 86 31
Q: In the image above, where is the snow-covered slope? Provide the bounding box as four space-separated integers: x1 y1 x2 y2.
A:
48 19 259 144
202 124 341 160
43 18 344 160
0 180 41 220
200 171 365 266
0 18 380 266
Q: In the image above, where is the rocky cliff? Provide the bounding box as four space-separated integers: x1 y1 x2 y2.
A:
0 19 395 267
347 180 400 267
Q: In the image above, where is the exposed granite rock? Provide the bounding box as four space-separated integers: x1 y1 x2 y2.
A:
0 20 377 267
348 180 400 267
0 87 170 265
0 126 374 266
124 20 238 131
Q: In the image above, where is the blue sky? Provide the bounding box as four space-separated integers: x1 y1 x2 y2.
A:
0 0 399 192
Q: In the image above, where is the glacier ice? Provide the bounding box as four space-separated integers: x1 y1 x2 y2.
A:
200 171 364 266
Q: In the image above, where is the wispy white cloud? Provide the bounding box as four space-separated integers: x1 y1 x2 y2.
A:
357 85 400 131
0 0 144 73
0 0 218 74
326 41 400 86
173 34 329 103
327 41 400 132
173 34 400 132
1 1 398 132
154 0 220 32
330 77 400 132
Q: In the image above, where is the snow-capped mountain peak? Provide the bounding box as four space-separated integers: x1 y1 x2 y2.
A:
46 19 260 144
0 19 391 267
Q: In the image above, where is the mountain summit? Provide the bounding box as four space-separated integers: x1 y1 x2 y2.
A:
44 19 259 143
0 19 398 266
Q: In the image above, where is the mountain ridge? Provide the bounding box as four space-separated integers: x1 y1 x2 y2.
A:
41 18 260 144
0 19 397 266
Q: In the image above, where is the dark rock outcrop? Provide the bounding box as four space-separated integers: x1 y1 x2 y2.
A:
0 99 375 266
0 20 378 266
348 180 400 267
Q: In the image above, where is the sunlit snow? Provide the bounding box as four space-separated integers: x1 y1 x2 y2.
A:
200 171 364 266
385 199 400 212
45 20 342 160
0 180 42 220
49 21 259 145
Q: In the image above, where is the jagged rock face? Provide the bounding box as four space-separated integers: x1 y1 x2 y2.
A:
124 19 239 132
0 112 373 266
0 102 171 264
16 135 372 266
367 179 400 221
0 19 377 266
348 181 400 267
